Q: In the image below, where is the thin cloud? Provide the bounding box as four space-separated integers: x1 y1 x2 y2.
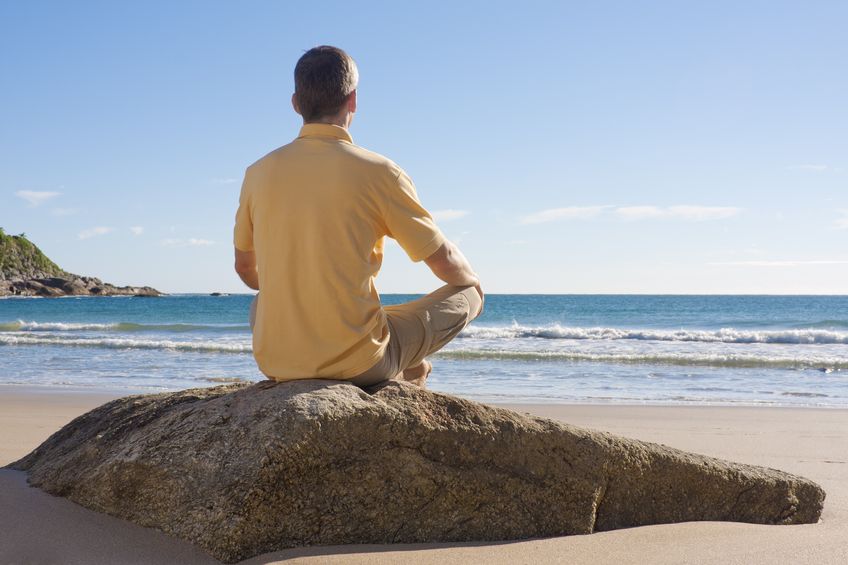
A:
789 164 828 172
519 206 608 225
432 209 469 222
710 260 848 267
522 204 740 224
614 206 666 220
16 190 61 207
78 226 113 240
834 210 848 230
787 164 842 173
161 238 215 247
450 230 471 245
50 207 79 217
666 205 741 221
130 226 145 236
616 205 740 221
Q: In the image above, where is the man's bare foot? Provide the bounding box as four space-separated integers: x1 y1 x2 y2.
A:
397 359 432 388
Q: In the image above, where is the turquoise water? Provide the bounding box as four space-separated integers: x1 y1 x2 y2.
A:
1 294 847 406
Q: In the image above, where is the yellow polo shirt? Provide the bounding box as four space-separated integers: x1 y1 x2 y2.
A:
234 123 445 381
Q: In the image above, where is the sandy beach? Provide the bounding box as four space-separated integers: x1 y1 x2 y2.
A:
1 387 846 565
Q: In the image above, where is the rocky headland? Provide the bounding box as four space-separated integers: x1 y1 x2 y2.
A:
0 230 161 297
9 379 826 563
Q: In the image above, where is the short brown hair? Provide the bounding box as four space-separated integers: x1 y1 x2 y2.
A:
294 46 358 122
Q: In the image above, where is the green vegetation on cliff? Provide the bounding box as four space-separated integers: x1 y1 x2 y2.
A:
1 228 161 296
0 228 67 281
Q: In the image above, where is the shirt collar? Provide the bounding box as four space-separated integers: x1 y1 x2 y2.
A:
297 123 353 144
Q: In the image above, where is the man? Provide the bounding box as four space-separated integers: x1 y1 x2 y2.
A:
233 45 483 388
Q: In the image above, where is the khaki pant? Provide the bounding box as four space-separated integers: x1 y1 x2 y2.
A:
249 285 482 386
350 285 482 386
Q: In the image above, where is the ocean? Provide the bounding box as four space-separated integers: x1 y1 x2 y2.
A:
1 294 846 406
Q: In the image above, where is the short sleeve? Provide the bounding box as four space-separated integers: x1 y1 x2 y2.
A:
381 168 445 262
233 168 254 251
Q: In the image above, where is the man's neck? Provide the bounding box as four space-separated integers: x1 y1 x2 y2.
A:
304 113 351 130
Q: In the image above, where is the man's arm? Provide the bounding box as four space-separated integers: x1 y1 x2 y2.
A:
424 240 484 306
234 248 259 290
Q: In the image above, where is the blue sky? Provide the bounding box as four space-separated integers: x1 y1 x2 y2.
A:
2 1 846 294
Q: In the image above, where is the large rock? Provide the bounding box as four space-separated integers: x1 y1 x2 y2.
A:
0 275 161 297
9 381 825 563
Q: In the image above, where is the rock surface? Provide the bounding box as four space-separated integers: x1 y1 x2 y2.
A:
0 275 161 297
9 380 825 563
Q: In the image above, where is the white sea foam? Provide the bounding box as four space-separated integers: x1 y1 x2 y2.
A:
0 321 121 331
2 333 846 371
459 324 848 344
0 334 251 353
0 320 246 332
434 348 848 370
6 319 846 345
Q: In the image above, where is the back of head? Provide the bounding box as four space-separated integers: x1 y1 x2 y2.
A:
294 46 359 123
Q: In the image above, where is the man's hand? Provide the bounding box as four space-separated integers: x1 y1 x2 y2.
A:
424 241 484 314
474 283 484 315
234 248 259 290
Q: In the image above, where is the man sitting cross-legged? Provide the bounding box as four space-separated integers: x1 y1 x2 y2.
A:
234 45 483 388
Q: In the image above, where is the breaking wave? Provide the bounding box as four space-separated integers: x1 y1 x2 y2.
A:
0 334 252 353
4 320 846 345
434 348 848 371
0 320 248 333
459 324 848 345
2 333 846 371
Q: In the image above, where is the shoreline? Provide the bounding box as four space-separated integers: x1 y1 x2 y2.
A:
2 382 846 410
1 386 846 564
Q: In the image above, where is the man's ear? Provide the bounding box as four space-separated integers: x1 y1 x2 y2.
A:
348 90 357 113
291 93 301 116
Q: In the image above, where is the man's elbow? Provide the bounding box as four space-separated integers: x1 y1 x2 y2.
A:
234 263 253 276
234 248 257 275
